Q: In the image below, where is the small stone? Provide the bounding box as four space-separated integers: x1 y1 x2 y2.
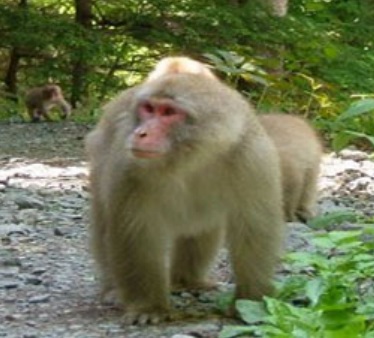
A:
0 224 30 236
53 227 68 236
5 313 22 321
339 149 369 161
24 275 43 285
14 196 44 210
0 280 19 289
181 291 192 298
32 268 47 276
29 294 50 303
1 257 22 267
0 266 19 277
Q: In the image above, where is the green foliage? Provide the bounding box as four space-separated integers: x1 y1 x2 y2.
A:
0 96 24 121
220 212 374 337
0 0 374 151
327 98 374 151
308 210 358 229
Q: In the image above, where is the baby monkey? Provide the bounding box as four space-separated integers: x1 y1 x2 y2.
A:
25 84 71 122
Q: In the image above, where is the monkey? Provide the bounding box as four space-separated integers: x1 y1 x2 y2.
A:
25 84 71 122
146 56 216 81
259 113 323 223
147 57 322 222
85 61 285 325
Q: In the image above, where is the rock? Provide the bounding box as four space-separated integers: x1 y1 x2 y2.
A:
0 266 19 277
0 224 30 236
339 149 369 161
14 196 44 210
0 279 19 289
32 268 47 276
28 294 50 304
23 274 43 286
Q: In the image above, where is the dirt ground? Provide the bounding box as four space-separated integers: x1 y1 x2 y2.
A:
1 121 374 338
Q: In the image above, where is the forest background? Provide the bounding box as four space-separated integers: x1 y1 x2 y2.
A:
0 0 374 149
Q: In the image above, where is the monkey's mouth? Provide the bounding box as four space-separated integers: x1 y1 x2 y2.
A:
131 148 164 159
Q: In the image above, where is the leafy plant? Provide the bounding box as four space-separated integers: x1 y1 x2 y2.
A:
219 212 374 337
330 98 374 151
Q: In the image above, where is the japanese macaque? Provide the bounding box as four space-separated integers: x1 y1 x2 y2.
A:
259 114 323 222
25 84 71 122
85 58 285 325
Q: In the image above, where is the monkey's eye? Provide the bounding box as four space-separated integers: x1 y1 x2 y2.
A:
163 107 177 116
142 102 154 114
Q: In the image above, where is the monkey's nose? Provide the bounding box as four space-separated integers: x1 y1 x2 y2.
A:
135 129 147 138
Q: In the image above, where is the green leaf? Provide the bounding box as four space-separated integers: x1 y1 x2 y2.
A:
331 132 355 152
308 211 358 229
216 290 235 312
218 325 258 338
344 131 374 148
306 278 325 306
236 299 268 324
338 99 374 121
287 251 328 269
328 230 361 245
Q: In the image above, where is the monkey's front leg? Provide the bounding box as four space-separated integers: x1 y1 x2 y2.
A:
106 224 171 325
227 205 284 304
38 107 53 122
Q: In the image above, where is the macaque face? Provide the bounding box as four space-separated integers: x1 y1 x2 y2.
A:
130 98 187 159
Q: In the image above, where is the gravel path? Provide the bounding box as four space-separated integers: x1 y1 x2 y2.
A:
0 121 373 338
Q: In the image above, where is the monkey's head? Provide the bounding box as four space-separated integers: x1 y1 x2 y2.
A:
147 56 215 82
42 85 61 101
122 73 248 169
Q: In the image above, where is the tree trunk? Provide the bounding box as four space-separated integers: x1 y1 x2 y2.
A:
4 48 21 96
71 0 92 107
3 0 28 98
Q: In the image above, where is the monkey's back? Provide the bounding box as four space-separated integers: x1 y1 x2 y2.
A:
259 113 322 170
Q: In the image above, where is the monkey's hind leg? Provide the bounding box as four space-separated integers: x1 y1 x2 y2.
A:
296 168 319 222
281 164 304 222
171 227 223 291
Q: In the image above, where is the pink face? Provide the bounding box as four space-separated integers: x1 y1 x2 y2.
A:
130 98 187 159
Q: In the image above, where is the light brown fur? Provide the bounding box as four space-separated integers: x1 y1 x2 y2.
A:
25 84 71 122
259 113 323 222
86 59 285 325
146 56 215 81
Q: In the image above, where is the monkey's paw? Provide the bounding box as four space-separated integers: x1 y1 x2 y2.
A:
100 289 122 307
172 278 217 292
296 208 315 223
122 309 175 325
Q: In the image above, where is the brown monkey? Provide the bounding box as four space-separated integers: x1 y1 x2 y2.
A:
259 113 322 222
86 64 285 325
25 84 71 122
146 56 215 81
